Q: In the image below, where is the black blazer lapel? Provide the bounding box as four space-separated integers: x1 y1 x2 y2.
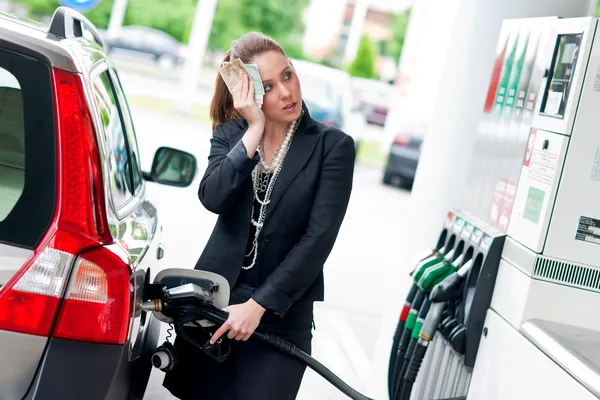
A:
266 107 319 220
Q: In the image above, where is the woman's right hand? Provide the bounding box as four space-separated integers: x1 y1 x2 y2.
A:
233 71 264 130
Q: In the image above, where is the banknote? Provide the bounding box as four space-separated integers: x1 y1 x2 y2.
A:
218 58 243 93
219 59 264 105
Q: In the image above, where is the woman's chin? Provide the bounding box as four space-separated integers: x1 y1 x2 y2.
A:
284 104 303 122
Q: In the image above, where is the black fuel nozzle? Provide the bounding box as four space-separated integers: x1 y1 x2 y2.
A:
442 318 459 339
441 308 449 321
429 272 462 302
429 255 475 303
449 324 467 354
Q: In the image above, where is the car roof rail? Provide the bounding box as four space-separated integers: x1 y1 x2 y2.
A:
48 6 105 48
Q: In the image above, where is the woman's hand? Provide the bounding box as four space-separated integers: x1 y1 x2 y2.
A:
210 298 266 344
233 70 264 130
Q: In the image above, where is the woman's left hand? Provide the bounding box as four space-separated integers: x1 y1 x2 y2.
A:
210 299 266 344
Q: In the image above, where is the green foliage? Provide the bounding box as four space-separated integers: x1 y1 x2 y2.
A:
18 0 60 17
19 0 203 44
347 34 377 79
84 0 114 28
123 0 197 44
17 0 310 57
386 8 411 62
208 0 309 56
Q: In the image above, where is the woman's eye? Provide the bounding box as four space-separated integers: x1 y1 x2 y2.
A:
264 85 272 92
283 72 292 80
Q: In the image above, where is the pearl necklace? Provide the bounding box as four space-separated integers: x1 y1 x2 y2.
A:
243 110 304 270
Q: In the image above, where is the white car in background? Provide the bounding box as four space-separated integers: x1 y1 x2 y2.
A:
292 59 365 155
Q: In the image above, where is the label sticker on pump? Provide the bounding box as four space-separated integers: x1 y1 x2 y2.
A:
575 216 600 245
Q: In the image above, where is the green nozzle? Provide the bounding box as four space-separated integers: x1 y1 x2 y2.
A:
413 255 444 283
418 262 456 292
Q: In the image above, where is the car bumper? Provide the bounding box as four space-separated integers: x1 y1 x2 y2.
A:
25 338 132 400
24 315 160 400
385 146 420 180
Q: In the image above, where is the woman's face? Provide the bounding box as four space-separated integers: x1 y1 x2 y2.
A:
250 50 302 125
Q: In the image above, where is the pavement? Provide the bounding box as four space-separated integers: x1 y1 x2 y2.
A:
120 59 416 398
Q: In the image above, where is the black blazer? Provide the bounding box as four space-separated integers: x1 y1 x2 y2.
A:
195 104 355 318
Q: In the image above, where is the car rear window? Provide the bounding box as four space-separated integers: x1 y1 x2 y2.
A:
0 47 56 249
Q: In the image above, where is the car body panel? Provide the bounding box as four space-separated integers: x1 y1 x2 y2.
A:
24 338 130 400
0 332 48 400
85 62 161 364
0 243 32 288
0 10 163 400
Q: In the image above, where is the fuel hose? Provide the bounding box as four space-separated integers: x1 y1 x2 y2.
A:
399 258 476 400
399 302 445 400
166 301 376 400
390 290 427 399
393 298 431 400
388 283 419 398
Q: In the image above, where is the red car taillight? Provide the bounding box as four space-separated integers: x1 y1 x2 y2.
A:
393 134 412 147
53 244 132 344
0 69 132 344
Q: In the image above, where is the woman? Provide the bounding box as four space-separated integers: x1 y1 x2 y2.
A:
163 32 355 400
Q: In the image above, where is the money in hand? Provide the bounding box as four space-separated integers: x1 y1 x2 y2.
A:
242 64 265 106
219 58 265 107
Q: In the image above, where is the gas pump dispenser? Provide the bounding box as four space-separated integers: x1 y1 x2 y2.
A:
390 16 600 400
469 16 600 400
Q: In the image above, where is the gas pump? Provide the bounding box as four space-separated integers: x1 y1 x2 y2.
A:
469 16 600 400
390 16 600 400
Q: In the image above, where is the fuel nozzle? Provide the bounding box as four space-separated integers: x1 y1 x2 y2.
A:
429 257 474 302
416 254 460 293
140 299 163 312
412 247 446 283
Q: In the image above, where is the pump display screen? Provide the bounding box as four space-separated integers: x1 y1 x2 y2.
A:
540 33 582 118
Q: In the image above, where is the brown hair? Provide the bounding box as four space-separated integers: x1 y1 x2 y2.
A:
210 32 287 131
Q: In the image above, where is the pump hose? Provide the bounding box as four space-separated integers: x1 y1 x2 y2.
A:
393 298 430 400
169 302 375 400
388 284 419 398
254 331 374 400
399 301 446 400
390 290 426 398
399 341 428 400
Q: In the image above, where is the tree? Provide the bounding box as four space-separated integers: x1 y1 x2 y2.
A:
208 0 310 58
18 0 197 43
18 0 309 57
17 0 60 17
386 8 411 62
347 34 377 79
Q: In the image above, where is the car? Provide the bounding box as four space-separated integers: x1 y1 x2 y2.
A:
291 59 365 155
100 25 187 69
382 131 424 189
351 77 393 127
0 7 197 400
